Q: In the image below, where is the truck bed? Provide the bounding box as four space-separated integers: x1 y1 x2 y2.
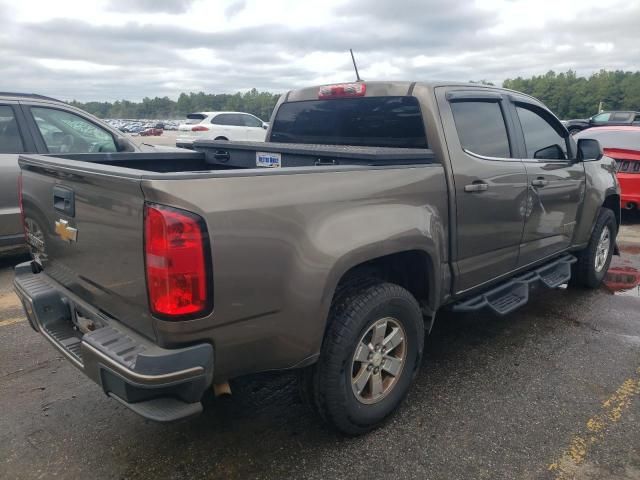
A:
29 141 435 177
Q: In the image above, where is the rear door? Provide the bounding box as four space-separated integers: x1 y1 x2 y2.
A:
0 102 35 243
437 88 528 292
507 97 586 265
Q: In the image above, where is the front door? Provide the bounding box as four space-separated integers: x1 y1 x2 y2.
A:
508 100 586 265
437 88 528 292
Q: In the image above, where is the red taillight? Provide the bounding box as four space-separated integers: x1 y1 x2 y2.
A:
318 82 366 99
191 125 209 132
18 172 26 239
144 204 212 319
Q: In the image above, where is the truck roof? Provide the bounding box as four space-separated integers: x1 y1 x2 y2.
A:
282 80 541 104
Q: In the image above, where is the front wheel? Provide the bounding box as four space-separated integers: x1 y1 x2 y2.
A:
572 208 616 288
302 282 424 435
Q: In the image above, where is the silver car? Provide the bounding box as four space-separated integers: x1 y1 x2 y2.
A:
0 93 145 254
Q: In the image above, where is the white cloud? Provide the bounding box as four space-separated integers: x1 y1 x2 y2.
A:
0 0 637 101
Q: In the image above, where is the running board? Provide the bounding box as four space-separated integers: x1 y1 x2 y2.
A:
452 254 577 316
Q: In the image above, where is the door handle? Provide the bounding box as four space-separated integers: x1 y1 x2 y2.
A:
531 177 549 187
53 186 75 217
464 181 489 193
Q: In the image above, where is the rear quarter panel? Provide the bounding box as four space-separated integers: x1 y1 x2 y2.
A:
141 165 448 379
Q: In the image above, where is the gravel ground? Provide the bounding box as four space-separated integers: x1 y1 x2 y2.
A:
1 219 639 480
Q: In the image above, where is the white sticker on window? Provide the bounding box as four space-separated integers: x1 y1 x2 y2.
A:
256 151 281 168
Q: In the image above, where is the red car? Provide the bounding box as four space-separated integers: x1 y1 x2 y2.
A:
139 127 163 137
575 126 640 211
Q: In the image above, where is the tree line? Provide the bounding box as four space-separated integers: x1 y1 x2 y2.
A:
503 70 640 119
69 70 640 121
69 88 281 121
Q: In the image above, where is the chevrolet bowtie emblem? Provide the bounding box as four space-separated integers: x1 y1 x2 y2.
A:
55 219 78 243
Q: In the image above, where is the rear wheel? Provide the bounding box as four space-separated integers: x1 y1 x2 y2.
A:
302 282 424 435
572 208 616 288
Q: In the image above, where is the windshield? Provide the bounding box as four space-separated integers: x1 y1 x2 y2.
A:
270 96 428 148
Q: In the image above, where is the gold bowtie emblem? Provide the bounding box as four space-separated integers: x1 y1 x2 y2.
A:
55 219 78 243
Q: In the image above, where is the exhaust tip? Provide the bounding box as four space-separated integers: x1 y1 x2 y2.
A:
213 382 232 397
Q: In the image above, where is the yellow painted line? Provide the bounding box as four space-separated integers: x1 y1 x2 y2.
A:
0 317 26 328
0 292 21 310
548 367 640 479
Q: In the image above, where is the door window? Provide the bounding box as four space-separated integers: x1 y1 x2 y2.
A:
212 114 245 126
450 101 511 158
0 105 24 153
592 112 611 122
516 105 567 160
31 108 117 153
242 115 263 128
611 112 632 122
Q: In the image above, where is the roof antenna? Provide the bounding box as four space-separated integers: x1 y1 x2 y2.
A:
350 49 362 82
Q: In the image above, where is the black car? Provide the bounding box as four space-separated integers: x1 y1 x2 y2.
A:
564 111 640 135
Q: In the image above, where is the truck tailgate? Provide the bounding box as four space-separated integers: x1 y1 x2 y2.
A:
19 155 155 340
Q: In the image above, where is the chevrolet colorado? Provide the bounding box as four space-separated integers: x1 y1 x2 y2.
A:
14 81 620 435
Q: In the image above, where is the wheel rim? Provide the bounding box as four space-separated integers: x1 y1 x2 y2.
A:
350 317 407 405
594 226 611 273
24 217 45 250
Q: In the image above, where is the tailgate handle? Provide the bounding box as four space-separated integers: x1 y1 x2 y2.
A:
53 186 75 217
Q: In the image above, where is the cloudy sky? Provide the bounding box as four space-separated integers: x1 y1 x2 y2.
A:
0 0 638 101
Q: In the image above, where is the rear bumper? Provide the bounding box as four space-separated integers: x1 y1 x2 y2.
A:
13 262 214 422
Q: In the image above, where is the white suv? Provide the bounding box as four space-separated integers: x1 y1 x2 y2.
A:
176 111 268 148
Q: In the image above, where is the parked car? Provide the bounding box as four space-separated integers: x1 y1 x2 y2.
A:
564 111 640 135
176 111 268 148
0 93 137 255
575 126 640 210
15 81 619 435
0 93 185 255
139 127 163 137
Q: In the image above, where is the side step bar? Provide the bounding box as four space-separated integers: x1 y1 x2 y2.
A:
452 254 577 316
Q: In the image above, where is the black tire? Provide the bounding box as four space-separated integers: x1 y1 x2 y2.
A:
572 208 616 288
302 282 424 435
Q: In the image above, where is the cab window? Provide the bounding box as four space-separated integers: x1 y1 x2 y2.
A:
450 100 511 158
516 105 567 160
0 105 24 153
31 108 117 153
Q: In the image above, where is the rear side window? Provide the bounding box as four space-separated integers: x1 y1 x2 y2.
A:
270 97 428 148
450 101 511 158
0 105 24 153
516 105 567 160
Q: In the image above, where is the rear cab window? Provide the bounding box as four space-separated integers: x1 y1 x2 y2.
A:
270 96 428 148
0 105 24 153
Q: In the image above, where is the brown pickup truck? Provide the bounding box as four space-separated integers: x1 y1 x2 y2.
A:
14 81 620 435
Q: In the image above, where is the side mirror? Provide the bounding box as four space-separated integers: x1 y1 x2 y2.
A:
577 138 603 161
262 123 269 130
